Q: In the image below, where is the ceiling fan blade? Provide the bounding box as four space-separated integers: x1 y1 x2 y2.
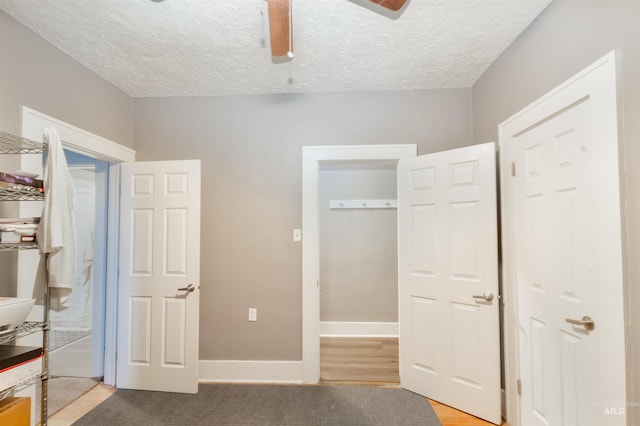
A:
267 0 292 57
367 0 407 11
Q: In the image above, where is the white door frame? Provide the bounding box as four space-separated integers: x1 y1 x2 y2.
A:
21 106 135 386
301 144 416 383
498 51 622 424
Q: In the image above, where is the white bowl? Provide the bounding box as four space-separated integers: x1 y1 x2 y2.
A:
0 298 36 333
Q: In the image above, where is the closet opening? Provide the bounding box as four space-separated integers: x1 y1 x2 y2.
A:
318 161 399 384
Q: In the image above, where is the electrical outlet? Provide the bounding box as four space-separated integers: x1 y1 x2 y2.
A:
248 307 257 322
293 228 302 242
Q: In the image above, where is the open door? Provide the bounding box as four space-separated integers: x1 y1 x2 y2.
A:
398 142 501 424
116 160 201 393
500 51 626 426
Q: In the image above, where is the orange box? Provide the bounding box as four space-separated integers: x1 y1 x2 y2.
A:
0 397 30 426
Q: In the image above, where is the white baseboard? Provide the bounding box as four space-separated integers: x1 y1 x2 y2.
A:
197 322 398 383
199 360 303 383
319 321 398 337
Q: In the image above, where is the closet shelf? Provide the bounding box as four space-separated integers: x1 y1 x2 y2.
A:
0 322 45 346
0 132 46 155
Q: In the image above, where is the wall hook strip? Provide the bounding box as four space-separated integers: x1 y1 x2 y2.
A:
329 199 397 209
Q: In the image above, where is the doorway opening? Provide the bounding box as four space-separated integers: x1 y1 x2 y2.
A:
20 106 136 387
304 143 503 424
301 144 416 384
48 151 110 378
318 162 399 384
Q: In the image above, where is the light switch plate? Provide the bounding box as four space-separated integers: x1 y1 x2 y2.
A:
293 228 302 242
248 307 257 322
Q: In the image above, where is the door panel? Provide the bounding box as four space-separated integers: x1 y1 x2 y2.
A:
165 209 188 274
413 297 437 372
398 142 500 424
117 160 200 393
164 297 187 365
129 297 152 364
131 209 153 274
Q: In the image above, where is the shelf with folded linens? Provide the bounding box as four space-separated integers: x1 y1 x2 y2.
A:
0 218 39 248
0 187 44 202
0 130 49 424
0 168 45 202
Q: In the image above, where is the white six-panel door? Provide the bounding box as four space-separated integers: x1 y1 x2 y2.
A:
117 160 201 393
500 52 626 425
398 142 501 424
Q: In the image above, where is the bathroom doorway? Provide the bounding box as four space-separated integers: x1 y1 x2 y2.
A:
48 151 109 377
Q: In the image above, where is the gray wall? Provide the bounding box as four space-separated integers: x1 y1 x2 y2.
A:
132 89 473 360
0 11 133 295
319 164 398 323
0 11 133 146
472 0 640 422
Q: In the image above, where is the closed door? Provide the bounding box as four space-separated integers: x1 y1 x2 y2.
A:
116 160 201 393
398 142 501 424
500 53 626 425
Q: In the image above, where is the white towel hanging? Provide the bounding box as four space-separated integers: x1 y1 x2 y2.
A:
35 127 76 310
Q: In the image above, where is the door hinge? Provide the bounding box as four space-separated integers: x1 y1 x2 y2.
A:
517 379 522 396
511 162 516 177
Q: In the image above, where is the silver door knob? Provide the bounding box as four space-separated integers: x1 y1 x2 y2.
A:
565 316 595 331
472 292 494 302
177 284 195 293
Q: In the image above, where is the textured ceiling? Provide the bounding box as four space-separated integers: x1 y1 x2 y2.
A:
0 0 552 97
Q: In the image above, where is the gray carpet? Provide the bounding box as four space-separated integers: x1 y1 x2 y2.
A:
73 383 442 425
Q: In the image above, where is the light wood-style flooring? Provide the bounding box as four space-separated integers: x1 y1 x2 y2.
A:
46 383 115 425
48 337 506 425
321 337 507 426
321 336 400 383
